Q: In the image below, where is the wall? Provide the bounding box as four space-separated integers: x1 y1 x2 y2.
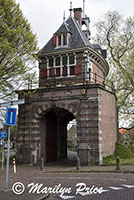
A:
98 89 117 157
17 85 117 165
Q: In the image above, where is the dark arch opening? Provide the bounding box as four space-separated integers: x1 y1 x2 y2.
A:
40 107 77 163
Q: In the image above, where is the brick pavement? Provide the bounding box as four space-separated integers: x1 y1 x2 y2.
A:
0 164 134 200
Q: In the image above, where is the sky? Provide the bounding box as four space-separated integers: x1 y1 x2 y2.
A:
15 0 134 49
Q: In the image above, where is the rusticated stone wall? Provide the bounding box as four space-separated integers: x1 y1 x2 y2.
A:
17 84 117 165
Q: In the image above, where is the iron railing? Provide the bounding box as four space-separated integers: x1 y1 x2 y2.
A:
27 71 115 94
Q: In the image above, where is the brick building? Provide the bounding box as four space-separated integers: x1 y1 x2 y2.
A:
17 2 117 165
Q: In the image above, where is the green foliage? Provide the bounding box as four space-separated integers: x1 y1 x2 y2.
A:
103 142 134 165
0 0 39 100
114 142 133 159
94 10 134 124
103 157 134 166
103 154 116 162
129 146 134 155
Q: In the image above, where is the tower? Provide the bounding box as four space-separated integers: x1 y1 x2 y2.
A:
17 2 117 166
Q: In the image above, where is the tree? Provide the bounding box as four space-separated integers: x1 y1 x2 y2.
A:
0 0 38 101
94 10 134 125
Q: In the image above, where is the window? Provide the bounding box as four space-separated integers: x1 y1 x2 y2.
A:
56 68 60 77
47 54 76 78
62 56 67 65
55 56 60 66
49 57 53 67
55 33 68 47
70 66 75 75
69 55 74 65
63 34 67 46
62 66 67 76
58 35 61 46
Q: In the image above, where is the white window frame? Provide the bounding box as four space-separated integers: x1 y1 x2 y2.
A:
56 33 69 48
47 54 76 78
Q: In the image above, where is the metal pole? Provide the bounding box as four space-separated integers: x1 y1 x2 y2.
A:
2 139 4 171
40 157 45 171
4 126 10 191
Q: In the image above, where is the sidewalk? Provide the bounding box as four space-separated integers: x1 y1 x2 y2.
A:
43 164 134 173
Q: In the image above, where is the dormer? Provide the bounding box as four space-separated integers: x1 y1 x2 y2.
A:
53 23 71 48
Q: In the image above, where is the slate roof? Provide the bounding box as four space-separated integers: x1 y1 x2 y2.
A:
41 16 92 54
55 22 70 34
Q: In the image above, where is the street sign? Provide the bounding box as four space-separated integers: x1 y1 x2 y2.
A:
0 131 7 139
6 107 17 126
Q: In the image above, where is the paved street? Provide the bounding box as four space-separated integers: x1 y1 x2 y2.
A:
0 165 134 200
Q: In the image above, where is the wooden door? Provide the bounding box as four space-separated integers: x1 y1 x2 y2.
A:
46 111 57 162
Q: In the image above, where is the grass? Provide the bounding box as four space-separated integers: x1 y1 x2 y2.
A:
103 157 134 166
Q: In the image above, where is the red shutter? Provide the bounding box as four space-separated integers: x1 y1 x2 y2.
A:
51 67 55 77
53 34 56 46
42 69 47 79
75 64 81 76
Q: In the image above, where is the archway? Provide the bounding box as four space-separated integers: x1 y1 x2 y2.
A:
40 107 76 163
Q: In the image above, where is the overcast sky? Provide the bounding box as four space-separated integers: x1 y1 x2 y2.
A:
15 0 134 49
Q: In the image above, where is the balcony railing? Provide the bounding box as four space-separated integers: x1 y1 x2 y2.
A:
27 71 115 94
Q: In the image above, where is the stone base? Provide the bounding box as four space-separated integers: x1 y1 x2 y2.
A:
78 143 91 165
17 144 33 165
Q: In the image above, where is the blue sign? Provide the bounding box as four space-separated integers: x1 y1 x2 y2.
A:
0 130 7 139
6 107 17 126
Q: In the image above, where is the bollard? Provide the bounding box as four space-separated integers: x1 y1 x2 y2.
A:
116 156 120 171
40 158 45 171
13 158 16 173
76 156 80 170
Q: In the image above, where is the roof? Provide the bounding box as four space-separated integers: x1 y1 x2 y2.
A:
55 22 70 35
41 16 92 54
119 127 134 134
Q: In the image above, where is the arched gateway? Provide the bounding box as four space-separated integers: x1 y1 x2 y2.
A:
17 3 117 165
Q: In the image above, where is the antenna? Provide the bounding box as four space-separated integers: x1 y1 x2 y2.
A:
83 0 85 17
69 2 73 16
63 10 65 23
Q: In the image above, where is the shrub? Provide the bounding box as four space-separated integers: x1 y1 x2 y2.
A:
114 142 133 159
129 146 134 155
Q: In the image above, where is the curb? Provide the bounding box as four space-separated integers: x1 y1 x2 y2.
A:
41 170 134 174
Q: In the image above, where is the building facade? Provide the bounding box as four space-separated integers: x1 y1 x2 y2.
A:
17 4 117 165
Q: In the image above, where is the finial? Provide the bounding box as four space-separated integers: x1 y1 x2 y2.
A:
63 10 65 23
83 0 85 17
69 2 73 16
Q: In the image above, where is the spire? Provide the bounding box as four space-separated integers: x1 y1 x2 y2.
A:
83 0 85 17
69 2 73 17
63 10 65 23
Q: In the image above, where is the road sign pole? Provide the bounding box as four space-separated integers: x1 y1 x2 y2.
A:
2 140 4 171
4 126 10 191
